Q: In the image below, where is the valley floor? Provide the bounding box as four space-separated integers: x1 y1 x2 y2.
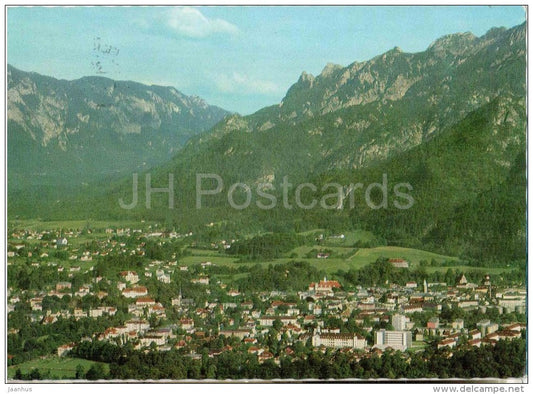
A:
7 220 526 381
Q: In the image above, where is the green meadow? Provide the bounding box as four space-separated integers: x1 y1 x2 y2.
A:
8 356 109 380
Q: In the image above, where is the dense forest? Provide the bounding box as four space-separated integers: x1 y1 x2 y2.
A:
12 336 526 380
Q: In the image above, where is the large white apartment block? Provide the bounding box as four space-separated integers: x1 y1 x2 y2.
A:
374 329 412 351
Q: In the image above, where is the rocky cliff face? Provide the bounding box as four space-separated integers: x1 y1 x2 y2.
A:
9 23 526 262
8 65 230 185
200 23 525 175
273 23 525 124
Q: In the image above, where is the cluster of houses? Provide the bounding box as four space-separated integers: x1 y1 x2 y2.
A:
7 226 527 365
7 226 199 262
10 268 525 361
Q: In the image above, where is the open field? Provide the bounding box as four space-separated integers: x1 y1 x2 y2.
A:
351 246 458 266
186 244 461 275
8 356 109 380
179 254 241 266
285 245 458 272
289 245 357 258
189 248 227 257
299 257 368 273
9 220 515 277
297 229 326 236
296 229 377 245
322 230 378 246
8 219 153 231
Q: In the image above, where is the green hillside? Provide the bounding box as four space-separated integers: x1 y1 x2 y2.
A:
8 23 526 264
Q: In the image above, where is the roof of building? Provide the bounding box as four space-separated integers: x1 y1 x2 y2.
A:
317 333 365 340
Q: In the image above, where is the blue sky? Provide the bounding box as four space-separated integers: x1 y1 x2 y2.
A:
7 6 526 115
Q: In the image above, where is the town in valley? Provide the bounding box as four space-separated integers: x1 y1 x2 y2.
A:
7 222 526 380
6 5 527 382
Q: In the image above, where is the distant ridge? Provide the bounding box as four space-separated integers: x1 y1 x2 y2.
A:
8 23 526 262
7 64 231 187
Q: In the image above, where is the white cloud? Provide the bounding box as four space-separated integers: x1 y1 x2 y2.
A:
165 7 239 38
213 72 283 95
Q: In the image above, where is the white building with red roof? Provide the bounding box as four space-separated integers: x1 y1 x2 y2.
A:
119 271 139 284
312 332 366 349
438 338 457 349
57 343 76 357
389 258 409 268
135 296 156 306
122 286 148 298
308 277 341 296
125 319 150 332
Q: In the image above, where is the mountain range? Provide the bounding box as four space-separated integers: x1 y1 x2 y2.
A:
8 65 230 188
8 23 526 262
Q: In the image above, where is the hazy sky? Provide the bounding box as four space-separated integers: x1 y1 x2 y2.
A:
7 6 526 115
